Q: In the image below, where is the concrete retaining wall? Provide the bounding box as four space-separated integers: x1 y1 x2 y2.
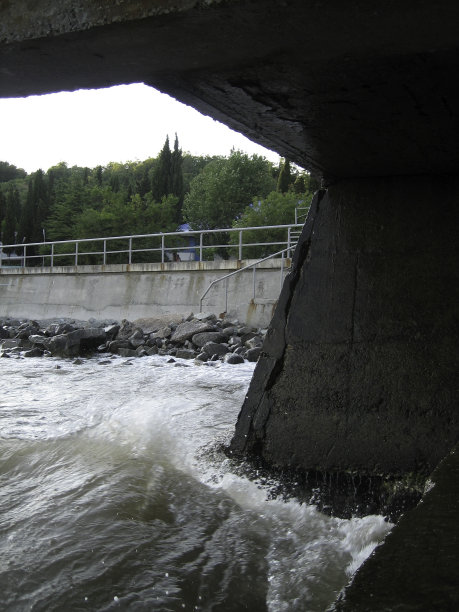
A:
0 258 288 327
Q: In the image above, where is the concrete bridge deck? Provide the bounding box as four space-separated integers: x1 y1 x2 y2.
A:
1 1 458 609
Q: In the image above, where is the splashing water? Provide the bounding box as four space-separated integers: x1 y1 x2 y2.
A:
0 355 391 611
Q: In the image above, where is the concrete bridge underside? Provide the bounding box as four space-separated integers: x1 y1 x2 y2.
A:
1 1 458 609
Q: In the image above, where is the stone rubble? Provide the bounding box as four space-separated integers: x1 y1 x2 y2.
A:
0 313 267 365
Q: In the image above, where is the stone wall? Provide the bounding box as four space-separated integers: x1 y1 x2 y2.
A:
0 260 284 327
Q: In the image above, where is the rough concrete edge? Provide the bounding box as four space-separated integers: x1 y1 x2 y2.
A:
229 189 326 452
328 441 459 611
0 0 233 45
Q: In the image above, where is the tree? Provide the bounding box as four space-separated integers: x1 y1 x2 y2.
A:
151 135 184 223
1 186 20 248
151 136 172 202
0 189 5 228
277 158 292 193
183 150 276 230
230 190 312 258
0 161 27 183
170 134 184 221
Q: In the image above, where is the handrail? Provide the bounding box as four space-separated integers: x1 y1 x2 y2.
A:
199 246 293 313
0 223 303 269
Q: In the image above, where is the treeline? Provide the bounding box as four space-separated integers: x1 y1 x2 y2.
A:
0 136 317 262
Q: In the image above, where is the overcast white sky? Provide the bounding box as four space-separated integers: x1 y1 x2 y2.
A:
0 83 280 174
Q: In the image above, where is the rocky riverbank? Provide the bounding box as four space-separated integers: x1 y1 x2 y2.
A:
0 312 266 365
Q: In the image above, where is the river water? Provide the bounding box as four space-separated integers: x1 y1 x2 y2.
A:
0 354 391 611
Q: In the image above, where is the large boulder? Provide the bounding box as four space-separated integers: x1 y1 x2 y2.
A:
191 331 226 347
170 320 214 343
43 328 106 357
202 341 229 357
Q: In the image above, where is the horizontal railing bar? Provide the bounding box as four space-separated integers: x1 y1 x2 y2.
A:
0 224 303 250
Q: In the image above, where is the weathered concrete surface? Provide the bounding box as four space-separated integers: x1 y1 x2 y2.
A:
0 260 283 327
231 178 459 477
331 443 459 611
2 1 459 180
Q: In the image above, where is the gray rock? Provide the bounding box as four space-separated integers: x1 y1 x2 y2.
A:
221 326 237 337
118 348 138 358
246 347 261 362
192 331 226 347
144 346 159 356
175 348 196 360
224 353 245 364
195 352 208 362
194 312 217 322
29 334 47 346
0 339 24 349
15 323 39 339
117 319 141 340
238 326 256 336
108 339 130 352
245 336 263 349
42 328 107 357
128 329 145 348
104 324 120 340
45 322 75 336
24 347 44 358
202 341 229 357
241 332 258 344
150 326 172 339
171 320 214 343
0 327 9 339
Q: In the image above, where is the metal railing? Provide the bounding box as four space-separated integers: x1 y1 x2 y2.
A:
0 224 303 269
295 206 310 224
200 247 293 314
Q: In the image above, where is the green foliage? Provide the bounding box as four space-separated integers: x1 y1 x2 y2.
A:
0 161 27 183
230 190 312 258
150 135 184 222
1 140 313 265
1 186 20 248
183 150 276 231
277 158 292 193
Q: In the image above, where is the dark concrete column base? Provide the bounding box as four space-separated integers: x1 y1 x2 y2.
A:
230 176 459 482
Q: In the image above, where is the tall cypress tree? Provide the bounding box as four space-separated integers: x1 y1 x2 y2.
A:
151 136 172 202
0 189 5 229
3 186 20 248
277 158 292 193
18 180 35 244
171 133 184 221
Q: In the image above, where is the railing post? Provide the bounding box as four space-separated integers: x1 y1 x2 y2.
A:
225 277 228 313
252 265 256 300
103 240 106 265
128 237 132 264
51 244 54 268
280 251 285 291
238 230 243 260
287 226 292 258
23 245 27 267
161 234 165 263
199 232 203 262
75 242 78 266
0 244 2 269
